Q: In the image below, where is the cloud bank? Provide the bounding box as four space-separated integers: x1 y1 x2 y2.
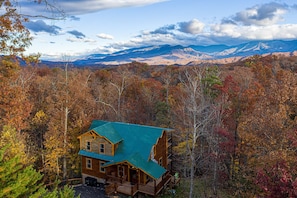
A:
232 2 288 26
97 33 114 40
67 30 85 38
24 20 61 35
20 1 297 57
18 0 168 16
105 2 297 52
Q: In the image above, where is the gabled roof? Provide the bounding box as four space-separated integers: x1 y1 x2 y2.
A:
79 120 173 179
91 122 123 144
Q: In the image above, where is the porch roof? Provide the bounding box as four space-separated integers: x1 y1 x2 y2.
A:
102 153 166 179
79 150 166 179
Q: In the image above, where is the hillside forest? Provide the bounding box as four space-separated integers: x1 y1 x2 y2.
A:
1 53 297 197
2 1 297 197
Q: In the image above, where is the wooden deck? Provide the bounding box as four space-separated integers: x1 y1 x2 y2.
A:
117 182 138 196
106 171 173 197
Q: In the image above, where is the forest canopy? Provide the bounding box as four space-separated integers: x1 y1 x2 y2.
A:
2 53 297 197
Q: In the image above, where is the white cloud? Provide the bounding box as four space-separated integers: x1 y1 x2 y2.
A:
66 37 96 43
240 24 297 40
179 19 204 34
211 23 241 38
210 23 297 41
108 21 297 51
233 2 288 26
18 0 169 16
61 0 169 14
96 33 114 40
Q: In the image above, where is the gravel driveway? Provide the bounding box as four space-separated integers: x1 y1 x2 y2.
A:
74 185 108 198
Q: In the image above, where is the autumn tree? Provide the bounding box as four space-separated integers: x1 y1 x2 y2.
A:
256 161 297 198
0 1 33 129
157 65 179 127
0 2 34 165
0 0 31 55
177 66 222 198
231 57 297 196
0 125 34 165
0 58 33 132
139 78 163 124
43 66 95 181
92 66 133 122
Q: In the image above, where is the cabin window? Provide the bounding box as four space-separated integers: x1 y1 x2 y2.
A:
118 165 125 177
100 143 105 153
86 141 91 151
146 174 152 183
86 158 92 169
99 161 105 173
159 157 163 166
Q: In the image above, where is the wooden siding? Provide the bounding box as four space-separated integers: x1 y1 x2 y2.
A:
81 156 107 179
154 131 167 168
80 132 113 155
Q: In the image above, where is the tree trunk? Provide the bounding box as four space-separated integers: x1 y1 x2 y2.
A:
189 147 195 198
63 106 68 179
63 63 69 180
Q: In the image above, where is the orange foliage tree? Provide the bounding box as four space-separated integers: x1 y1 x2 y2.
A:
231 56 297 196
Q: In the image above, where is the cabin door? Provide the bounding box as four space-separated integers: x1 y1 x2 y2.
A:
129 169 138 184
118 165 126 178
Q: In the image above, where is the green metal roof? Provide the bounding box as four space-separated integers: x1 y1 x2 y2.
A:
102 153 166 179
91 122 123 144
79 120 172 179
88 120 108 130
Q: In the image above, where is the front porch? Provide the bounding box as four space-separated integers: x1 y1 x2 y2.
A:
105 171 173 197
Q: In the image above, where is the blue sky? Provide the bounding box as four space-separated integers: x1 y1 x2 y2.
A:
15 0 297 60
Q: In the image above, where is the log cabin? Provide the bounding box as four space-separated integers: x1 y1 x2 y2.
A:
78 120 177 197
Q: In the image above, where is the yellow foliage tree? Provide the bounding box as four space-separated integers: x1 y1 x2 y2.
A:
0 125 34 165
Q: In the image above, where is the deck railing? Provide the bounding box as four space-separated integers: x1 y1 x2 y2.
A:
117 182 138 196
138 171 172 196
106 171 174 196
139 183 155 196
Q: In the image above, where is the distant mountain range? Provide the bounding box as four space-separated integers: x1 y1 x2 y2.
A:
41 40 297 66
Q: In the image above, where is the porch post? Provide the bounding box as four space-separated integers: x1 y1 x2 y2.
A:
137 169 140 190
154 179 156 196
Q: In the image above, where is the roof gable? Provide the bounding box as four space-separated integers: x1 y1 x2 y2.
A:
111 122 166 160
92 122 123 144
89 120 108 130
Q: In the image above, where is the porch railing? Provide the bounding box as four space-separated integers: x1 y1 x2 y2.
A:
106 171 173 196
139 171 172 196
117 182 138 196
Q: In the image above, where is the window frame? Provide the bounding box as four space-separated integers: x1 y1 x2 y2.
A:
99 161 105 173
99 143 105 154
86 141 91 151
117 165 125 177
159 157 163 166
86 158 92 169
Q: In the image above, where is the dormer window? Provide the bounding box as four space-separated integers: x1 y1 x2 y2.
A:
86 141 91 151
100 143 105 153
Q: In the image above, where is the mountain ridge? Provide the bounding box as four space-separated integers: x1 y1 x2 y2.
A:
41 40 297 66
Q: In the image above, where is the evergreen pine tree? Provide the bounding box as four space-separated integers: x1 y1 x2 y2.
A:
0 145 79 198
